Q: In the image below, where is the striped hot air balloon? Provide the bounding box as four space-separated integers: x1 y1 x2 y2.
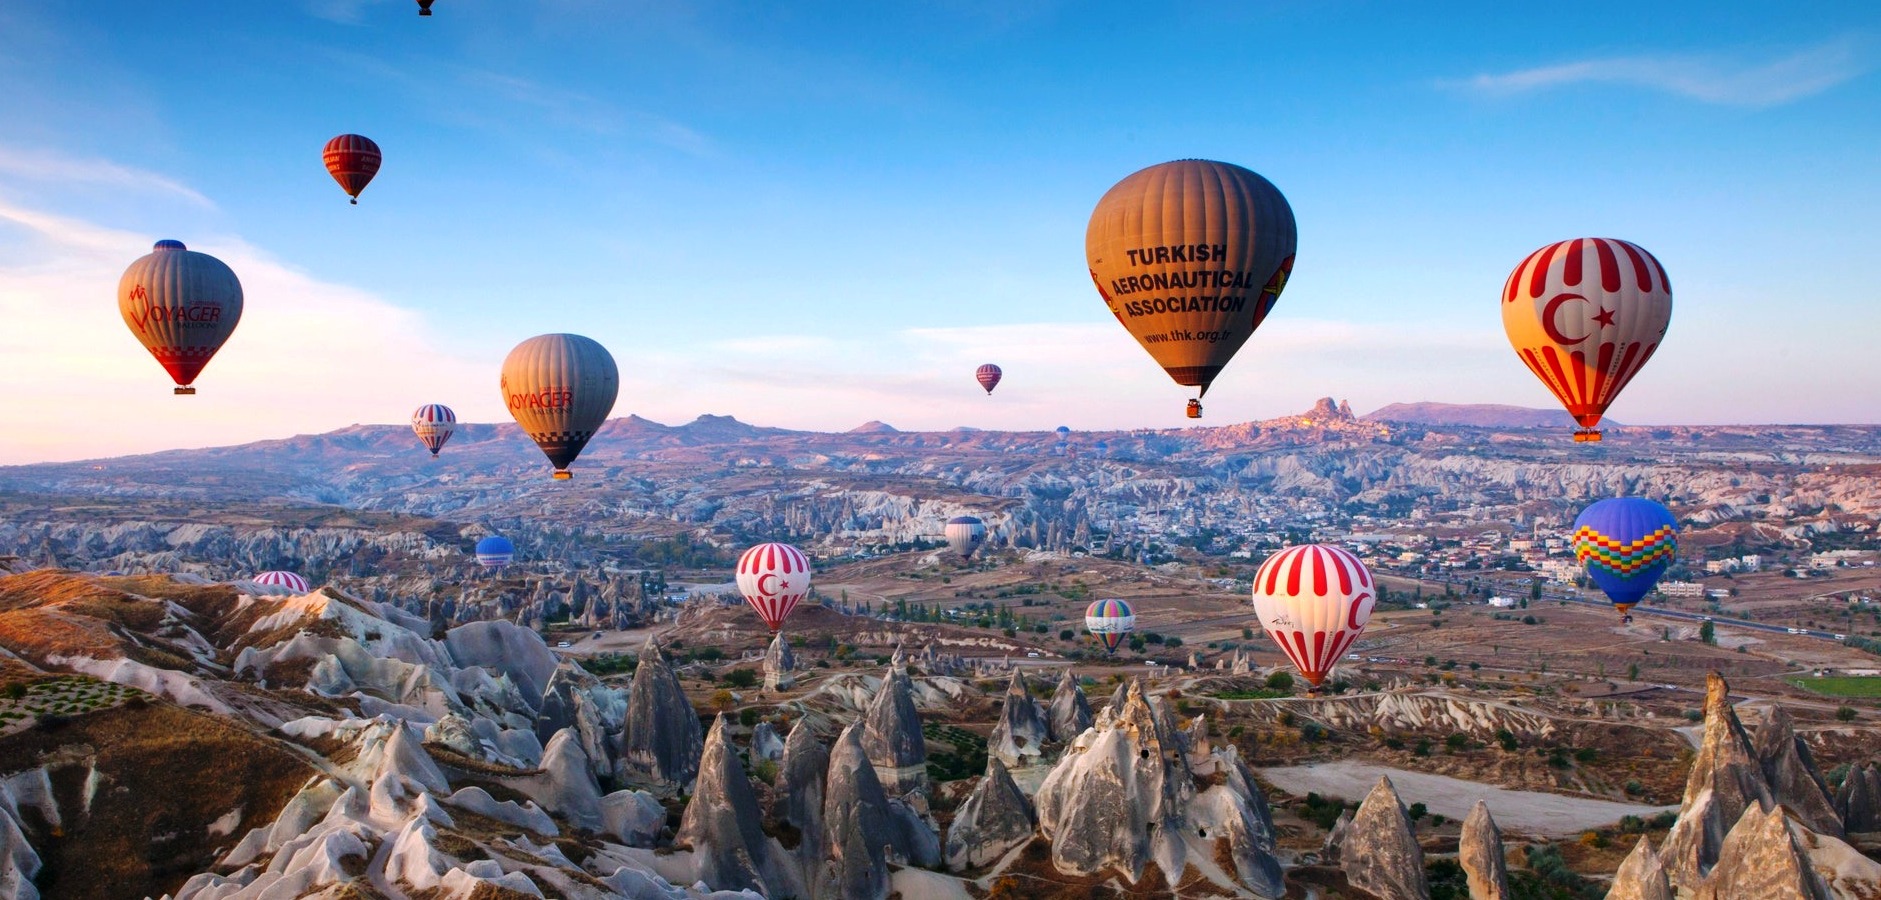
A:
1084 598 1136 653
1502 238 1672 442
1251 544 1375 687
475 535 515 570
411 404 457 457
976 364 1002 395
323 134 382 205
252 571 311 593
944 516 988 559
1573 498 1678 622
736 542 812 633
118 240 243 395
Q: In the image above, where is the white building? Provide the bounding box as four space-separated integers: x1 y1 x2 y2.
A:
1658 581 1706 599
1488 596 1519 608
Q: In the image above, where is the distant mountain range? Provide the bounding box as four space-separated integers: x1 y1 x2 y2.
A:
1361 402 1611 429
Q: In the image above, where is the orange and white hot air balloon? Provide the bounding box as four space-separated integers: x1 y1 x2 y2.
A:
1251 544 1375 687
735 542 812 633
118 240 243 395
1502 238 1672 442
499 334 619 480
1087 159 1296 418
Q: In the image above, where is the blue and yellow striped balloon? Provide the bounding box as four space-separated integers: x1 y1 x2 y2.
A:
1572 498 1677 613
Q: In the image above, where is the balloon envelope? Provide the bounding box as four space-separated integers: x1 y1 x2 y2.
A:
1087 159 1296 407
323 134 382 203
118 240 243 394
975 364 1002 395
1085 598 1136 653
1502 238 1671 439
1251 544 1375 686
475 536 515 570
736 542 812 632
1573 498 1678 611
252 571 310 593
411 404 457 457
500 334 620 479
944 516 987 559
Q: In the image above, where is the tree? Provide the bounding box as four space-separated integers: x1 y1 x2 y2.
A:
1407 802 1428 822
1265 671 1294 691
710 689 735 712
1699 620 1716 645
1628 662 1640 681
1837 706 1859 722
722 668 759 689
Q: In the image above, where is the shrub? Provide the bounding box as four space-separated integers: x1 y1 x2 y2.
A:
1495 728 1518 752
1837 706 1858 721
1650 811 1677 829
722 668 759 689
2 683 26 701
739 707 761 727
1264 671 1294 691
1574 747 1598 763
1407 802 1428 822
1445 733 1468 751
1414 739 1432 757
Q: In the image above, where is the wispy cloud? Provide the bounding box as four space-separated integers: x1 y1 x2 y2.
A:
1448 37 1870 107
0 144 214 207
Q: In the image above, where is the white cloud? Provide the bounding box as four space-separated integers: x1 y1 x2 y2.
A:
0 144 214 207
1449 37 1870 107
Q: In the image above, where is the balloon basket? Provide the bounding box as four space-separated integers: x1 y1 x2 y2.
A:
174 386 196 395
1185 400 1202 419
551 470 572 481
1573 429 1602 442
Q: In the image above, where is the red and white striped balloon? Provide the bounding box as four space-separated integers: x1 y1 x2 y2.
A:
252 570 311 593
735 542 812 632
1251 544 1375 687
975 364 1002 395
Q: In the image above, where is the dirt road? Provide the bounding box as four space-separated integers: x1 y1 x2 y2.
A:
1259 760 1676 836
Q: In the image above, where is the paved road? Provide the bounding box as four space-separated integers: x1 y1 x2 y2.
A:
1260 761 1676 837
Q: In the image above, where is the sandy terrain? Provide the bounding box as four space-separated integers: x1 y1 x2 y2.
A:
1259 761 1676 836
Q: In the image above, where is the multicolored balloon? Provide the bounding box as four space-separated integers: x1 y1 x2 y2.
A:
118 240 243 395
322 134 382 205
1251 544 1375 687
1087 159 1296 418
976 364 1002 395
1085 598 1136 653
251 571 310 593
475 535 515 570
500 334 620 480
1573 497 1678 620
411 404 457 458
736 542 812 633
1502 238 1672 442
944 516 988 559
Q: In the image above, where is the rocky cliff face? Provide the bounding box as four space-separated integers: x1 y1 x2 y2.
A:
1459 800 1509 900
1839 762 1881 833
763 632 796 691
675 715 774 894
1341 776 1429 900
1751 705 1843 837
1660 672 1776 889
1606 837 1674 900
1692 803 1835 900
987 669 1050 767
1047 667 1092 742
860 665 928 800
619 639 704 791
943 756 1036 871
819 724 892 900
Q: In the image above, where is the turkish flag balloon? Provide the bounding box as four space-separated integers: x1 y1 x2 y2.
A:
1251 544 1375 687
118 240 243 395
1086 159 1296 414
736 542 812 632
323 134 381 204
499 333 619 480
1502 238 1672 441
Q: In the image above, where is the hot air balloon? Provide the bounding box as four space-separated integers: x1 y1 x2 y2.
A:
118 240 242 395
1087 159 1297 418
475 535 515 571
976 364 1002 395
944 516 988 559
736 542 812 633
1573 498 1678 623
417 0 435 14
322 134 382 205
1094 440 1109 458
411 404 456 458
500 334 619 480
251 571 310 593
1085 598 1136 653
1502 238 1672 442
1251 544 1375 688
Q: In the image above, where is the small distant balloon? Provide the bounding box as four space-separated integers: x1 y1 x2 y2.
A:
475 536 515 570
1573 497 1678 622
944 516 988 559
1251 544 1375 687
500 333 620 480
975 364 1002 395
1085 598 1136 653
736 542 812 633
322 134 382 205
411 404 456 458
252 571 310 593
118 240 243 395
417 0 436 14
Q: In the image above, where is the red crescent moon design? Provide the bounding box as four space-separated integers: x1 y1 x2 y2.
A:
1347 591 1372 631
757 573 780 596
1541 293 1590 346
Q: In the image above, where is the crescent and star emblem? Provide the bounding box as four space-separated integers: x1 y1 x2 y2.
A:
756 573 781 595
1541 293 1590 345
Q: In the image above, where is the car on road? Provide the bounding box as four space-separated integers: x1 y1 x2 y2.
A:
1835 634 1848 641
556 640 571 648
593 631 603 638
1787 628 1805 635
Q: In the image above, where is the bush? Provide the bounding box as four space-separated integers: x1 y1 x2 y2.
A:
739 707 761 727
1494 728 1518 752
722 668 759 689
1445 733 1468 751
1623 781 1644 797
1383 736 1405 750
1414 739 1432 757
1578 830 1608 849
1574 747 1598 763
1837 706 1859 721
1264 671 1294 691
2 683 26 701
1650 811 1677 829
1407 802 1428 822
1299 722 1328 743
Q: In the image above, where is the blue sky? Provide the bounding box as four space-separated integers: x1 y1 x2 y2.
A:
1 1 1877 462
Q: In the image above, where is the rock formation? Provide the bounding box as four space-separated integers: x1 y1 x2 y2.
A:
987 668 1050 767
1341 776 1429 900
1751 704 1843 836
944 756 1035 871
1660 672 1775 889
860 665 927 799
751 721 785 761
1606 836 1673 900
1459 800 1509 900
620 639 704 790
1692 803 1833 899
1189 747 1285 898
443 619 557 705
819 724 891 900
1320 808 1352 865
763 632 796 691
675 715 772 894
1839 762 1881 832
1043 669 1090 741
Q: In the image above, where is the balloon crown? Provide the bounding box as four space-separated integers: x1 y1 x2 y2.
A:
154 239 186 251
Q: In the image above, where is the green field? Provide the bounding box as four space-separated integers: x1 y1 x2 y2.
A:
1788 676 1881 698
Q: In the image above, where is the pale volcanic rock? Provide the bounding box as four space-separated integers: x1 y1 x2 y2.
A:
444 786 557 837
675 715 773 894
1047 666 1093 742
424 713 479 757
1189 747 1285 898
762 632 796 691
776 720 830 870
1341 776 1429 900
944 756 1035 871
1692 803 1834 900
1838 762 1881 832
1660 672 1777 890
513 728 606 832
1751 704 1843 837
1320 808 1353 865
860 665 927 799
621 639 705 790
751 721 785 762
601 788 666 846
443 619 558 706
1292 690 1555 740
1606 836 1673 900
1459 800 1509 900
987 668 1050 767
819 724 891 900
